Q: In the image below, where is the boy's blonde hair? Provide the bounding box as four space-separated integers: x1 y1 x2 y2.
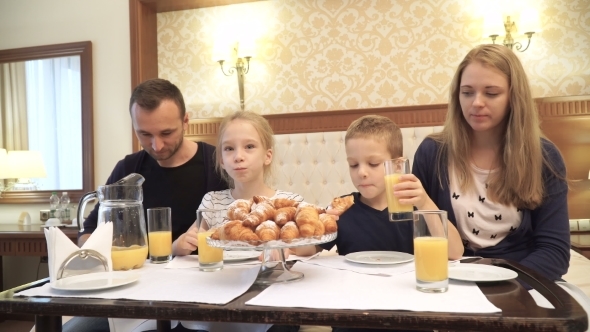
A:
215 111 275 188
431 44 561 209
345 115 403 159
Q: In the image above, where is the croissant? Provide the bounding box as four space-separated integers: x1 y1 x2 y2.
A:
243 202 275 229
319 213 338 234
227 199 252 221
295 206 319 238
252 195 271 204
224 220 260 243
313 214 326 237
280 221 300 242
272 198 299 209
255 220 280 242
274 206 297 227
329 195 354 216
298 202 326 214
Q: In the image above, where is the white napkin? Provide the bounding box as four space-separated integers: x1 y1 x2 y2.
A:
44 222 113 283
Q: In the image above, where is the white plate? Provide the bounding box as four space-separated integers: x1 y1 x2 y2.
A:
344 251 414 265
223 250 260 262
449 264 518 282
51 271 140 291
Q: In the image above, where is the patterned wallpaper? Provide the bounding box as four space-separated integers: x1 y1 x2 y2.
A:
157 0 590 119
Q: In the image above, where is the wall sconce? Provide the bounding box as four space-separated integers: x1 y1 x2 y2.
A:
0 150 47 195
215 42 254 111
483 9 540 52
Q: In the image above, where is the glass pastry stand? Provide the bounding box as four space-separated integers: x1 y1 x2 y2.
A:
207 232 336 285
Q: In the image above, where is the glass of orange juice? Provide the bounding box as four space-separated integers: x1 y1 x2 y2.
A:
384 157 413 222
413 210 448 293
147 207 172 264
196 209 224 272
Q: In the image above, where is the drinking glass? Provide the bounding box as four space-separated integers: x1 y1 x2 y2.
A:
413 210 448 293
147 207 172 264
196 209 224 272
384 157 413 221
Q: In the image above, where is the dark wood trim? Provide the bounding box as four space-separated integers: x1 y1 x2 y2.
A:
140 0 261 13
184 96 590 142
0 41 95 204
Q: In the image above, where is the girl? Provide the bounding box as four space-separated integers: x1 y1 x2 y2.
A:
409 44 570 281
171 111 302 332
173 111 303 255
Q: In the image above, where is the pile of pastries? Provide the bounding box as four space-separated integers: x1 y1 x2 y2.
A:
211 195 354 244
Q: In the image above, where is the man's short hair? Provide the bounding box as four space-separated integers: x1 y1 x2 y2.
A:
345 115 403 159
129 78 186 118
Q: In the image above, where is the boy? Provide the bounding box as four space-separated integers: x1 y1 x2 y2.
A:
296 115 463 260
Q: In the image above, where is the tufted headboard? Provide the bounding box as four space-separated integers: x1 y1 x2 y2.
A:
270 127 442 206
183 96 590 216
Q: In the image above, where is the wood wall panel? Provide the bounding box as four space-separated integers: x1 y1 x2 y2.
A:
130 0 590 218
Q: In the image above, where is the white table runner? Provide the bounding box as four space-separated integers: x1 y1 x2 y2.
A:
17 262 259 305
247 262 501 314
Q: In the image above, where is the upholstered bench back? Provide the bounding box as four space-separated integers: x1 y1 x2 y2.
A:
270 126 443 206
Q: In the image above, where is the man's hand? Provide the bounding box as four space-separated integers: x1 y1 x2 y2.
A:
172 222 199 256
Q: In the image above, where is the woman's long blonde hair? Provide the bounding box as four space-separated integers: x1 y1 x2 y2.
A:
215 111 275 188
431 44 559 210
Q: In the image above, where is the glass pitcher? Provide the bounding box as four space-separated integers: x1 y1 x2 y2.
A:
77 174 148 271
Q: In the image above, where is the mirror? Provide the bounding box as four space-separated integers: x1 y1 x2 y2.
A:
0 41 94 204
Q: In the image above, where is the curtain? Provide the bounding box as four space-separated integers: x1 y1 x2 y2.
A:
0 62 29 188
26 56 82 190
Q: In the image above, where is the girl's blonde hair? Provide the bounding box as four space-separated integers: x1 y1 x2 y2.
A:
345 115 403 159
431 44 561 209
215 111 275 188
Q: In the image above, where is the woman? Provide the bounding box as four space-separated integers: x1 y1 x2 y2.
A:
409 44 570 281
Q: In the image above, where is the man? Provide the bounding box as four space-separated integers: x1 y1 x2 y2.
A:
78 78 226 247
67 78 227 332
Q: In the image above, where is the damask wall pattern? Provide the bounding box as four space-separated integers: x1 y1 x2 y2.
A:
157 0 590 119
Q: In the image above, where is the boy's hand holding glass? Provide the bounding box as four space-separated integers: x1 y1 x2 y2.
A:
384 157 413 221
391 174 433 211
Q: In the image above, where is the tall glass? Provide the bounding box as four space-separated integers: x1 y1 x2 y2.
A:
384 157 413 221
147 207 172 264
413 210 448 293
196 209 225 272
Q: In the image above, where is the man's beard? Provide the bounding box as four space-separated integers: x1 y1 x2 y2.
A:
147 136 183 161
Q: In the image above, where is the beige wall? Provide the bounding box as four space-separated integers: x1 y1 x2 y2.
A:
158 0 590 118
0 0 131 289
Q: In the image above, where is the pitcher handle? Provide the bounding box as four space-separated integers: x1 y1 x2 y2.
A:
77 190 97 233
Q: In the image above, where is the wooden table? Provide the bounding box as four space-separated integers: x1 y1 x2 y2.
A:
0 224 78 291
0 258 587 332
571 233 590 259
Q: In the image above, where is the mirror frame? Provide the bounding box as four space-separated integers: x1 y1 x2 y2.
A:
0 41 94 204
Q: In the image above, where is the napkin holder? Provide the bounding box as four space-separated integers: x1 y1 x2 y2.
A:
57 249 109 280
